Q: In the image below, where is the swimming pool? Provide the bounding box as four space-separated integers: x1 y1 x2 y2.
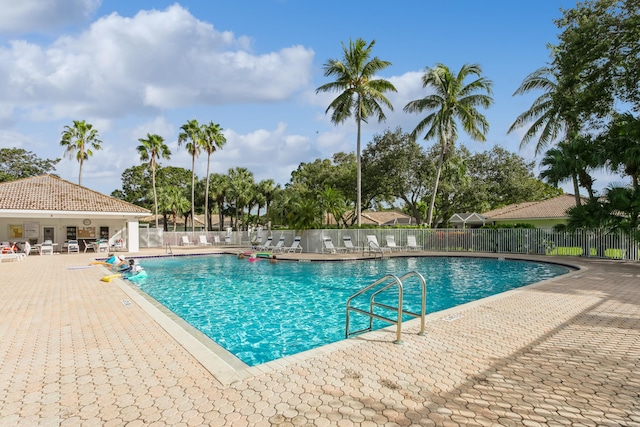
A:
134 255 569 366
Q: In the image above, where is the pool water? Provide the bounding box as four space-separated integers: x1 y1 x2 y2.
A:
134 255 569 366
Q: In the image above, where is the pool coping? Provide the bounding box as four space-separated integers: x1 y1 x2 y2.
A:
110 252 583 386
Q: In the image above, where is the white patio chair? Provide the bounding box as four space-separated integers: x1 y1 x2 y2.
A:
286 236 303 253
40 240 54 255
272 236 286 253
83 240 95 253
322 237 345 254
257 237 273 251
67 240 80 254
366 235 391 254
342 236 356 253
406 235 421 251
385 235 402 252
181 235 194 246
198 235 212 246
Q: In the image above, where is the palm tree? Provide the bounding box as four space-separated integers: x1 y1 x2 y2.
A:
316 38 396 227
320 186 346 227
540 135 598 204
158 186 190 232
209 173 229 231
603 112 640 190
258 179 279 229
227 167 254 230
508 67 574 155
59 120 102 186
137 133 171 229
200 122 227 231
178 119 202 233
404 63 493 228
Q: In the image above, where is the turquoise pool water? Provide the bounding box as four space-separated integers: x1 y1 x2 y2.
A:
134 255 569 366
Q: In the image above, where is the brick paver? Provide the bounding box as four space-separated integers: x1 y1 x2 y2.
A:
0 250 639 426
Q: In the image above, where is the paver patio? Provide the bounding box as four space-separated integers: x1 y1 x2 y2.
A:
1 249 639 426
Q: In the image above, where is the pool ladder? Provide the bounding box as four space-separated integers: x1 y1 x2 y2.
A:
166 243 173 255
345 271 426 344
363 240 385 259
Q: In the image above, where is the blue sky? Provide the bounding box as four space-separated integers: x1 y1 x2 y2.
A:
1 0 615 196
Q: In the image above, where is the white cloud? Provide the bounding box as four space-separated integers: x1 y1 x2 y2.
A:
0 0 101 34
0 4 314 121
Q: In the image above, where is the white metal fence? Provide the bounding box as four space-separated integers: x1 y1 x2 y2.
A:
154 228 639 261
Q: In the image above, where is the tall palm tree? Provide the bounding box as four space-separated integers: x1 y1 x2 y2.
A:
507 67 573 155
137 133 171 229
404 63 493 228
178 119 202 233
258 179 279 229
209 173 230 231
200 122 227 231
316 38 396 227
59 120 102 186
227 167 254 230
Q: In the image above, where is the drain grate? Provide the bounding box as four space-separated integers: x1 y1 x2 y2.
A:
441 314 463 322
121 299 132 306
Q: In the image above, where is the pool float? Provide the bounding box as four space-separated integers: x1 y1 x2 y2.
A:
101 274 122 282
126 270 148 281
248 252 272 262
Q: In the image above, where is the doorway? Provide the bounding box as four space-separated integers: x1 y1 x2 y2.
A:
43 227 54 242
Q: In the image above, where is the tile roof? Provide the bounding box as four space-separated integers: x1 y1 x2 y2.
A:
0 174 150 214
482 194 580 220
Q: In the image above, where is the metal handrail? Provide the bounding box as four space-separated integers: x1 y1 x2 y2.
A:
345 270 427 344
166 243 173 255
363 240 384 259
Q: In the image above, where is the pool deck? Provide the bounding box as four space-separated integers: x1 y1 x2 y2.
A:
1 247 639 426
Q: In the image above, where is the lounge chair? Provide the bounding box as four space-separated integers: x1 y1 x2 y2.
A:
67 240 80 254
322 237 345 254
342 236 356 253
224 235 231 245
40 240 54 255
97 241 110 253
82 240 94 253
286 236 303 253
198 235 212 246
406 235 421 251
181 235 194 246
272 236 286 253
385 235 402 252
257 237 273 251
366 235 391 254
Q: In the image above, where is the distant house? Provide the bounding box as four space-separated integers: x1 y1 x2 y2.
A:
0 175 150 252
481 194 581 228
323 210 416 227
449 212 487 229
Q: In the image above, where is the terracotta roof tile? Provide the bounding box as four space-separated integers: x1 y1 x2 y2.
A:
482 194 580 220
0 174 150 214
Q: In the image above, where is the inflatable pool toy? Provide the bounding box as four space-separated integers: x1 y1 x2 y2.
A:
127 270 148 281
101 274 122 282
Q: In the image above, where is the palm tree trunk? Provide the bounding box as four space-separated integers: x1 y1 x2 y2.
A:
204 153 211 232
190 155 195 233
572 174 580 206
426 143 446 228
152 165 159 229
356 111 362 227
78 157 84 187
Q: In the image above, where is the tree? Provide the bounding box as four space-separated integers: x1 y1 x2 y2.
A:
539 136 598 204
227 167 254 230
257 179 279 230
602 112 640 190
316 38 396 227
178 119 202 233
137 133 171 228
287 196 321 232
404 63 493 228
158 186 191 232
319 186 347 227
200 122 227 231
209 173 230 231
59 120 102 186
361 128 431 224
0 148 60 182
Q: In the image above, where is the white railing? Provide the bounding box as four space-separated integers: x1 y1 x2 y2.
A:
153 228 639 261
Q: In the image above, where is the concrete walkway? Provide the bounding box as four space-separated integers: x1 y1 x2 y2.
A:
1 249 639 426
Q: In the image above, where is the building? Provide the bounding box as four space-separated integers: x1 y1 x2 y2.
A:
0 175 150 252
